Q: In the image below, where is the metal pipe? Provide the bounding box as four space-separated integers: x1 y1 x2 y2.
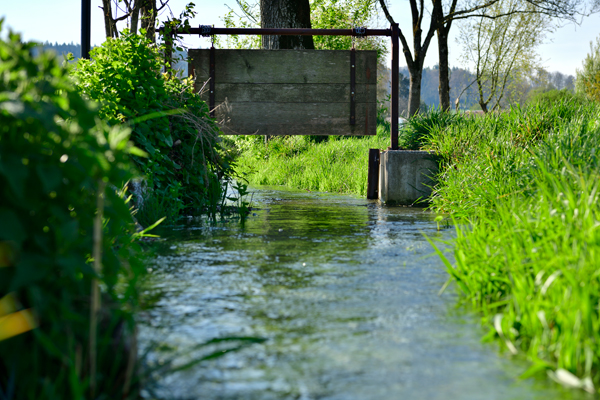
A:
165 27 392 37
81 0 91 59
390 23 399 150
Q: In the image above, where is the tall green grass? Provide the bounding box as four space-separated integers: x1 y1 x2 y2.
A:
230 128 390 196
427 100 600 391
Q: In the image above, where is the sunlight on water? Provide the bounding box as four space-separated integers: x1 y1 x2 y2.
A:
139 187 588 400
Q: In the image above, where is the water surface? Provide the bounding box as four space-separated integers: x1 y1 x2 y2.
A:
139 187 588 400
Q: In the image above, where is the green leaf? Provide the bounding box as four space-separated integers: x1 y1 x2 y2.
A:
128 146 148 157
0 208 26 243
9 254 49 291
165 134 173 147
0 154 29 200
36 165 62 193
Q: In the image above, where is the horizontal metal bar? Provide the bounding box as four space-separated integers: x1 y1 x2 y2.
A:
163 27 392 37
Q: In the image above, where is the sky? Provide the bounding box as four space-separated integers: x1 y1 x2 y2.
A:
1 0 599 76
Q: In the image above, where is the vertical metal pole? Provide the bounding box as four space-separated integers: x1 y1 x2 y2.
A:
81 0 91 59
350 48 356 125
367 148 380 199
209 46 215 118
390 23 399 150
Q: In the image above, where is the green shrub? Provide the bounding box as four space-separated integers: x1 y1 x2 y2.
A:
0 22 144 398
73 32 233 224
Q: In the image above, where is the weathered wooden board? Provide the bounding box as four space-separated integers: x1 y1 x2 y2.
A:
213 102 374 135
203 83 373 103
190 49 377 84
188 49 377 135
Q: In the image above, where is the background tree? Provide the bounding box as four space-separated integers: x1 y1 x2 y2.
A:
260 0 315 49
458 0 546 112
434 0 598 111
100 0 169 42
221 0 385 52
311 0 385 52
576 36 600 102
378 0 440 116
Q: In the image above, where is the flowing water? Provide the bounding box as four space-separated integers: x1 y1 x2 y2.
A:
139 187 589 400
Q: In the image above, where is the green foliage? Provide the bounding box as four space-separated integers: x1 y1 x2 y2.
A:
576 36 600 102
73 32 233 224
219 0 261 49
527 88 581 105
0 22 144 398
458 0 548 112
427 99 600 389
399 108 459 150
310 0 386 56
217 0 387 56
230 132 389 196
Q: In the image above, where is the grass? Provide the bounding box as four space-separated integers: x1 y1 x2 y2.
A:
425 99 600 391
228 126 391 196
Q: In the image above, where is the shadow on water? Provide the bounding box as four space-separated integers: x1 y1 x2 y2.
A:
139 186 592 400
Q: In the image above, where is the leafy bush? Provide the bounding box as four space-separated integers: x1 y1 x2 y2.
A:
0 22 144 398
73 32 234 225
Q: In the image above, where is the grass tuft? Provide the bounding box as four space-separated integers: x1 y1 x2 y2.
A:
427 99 600 389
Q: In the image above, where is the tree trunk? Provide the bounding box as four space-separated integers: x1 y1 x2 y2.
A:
408 67 423 115
102 0 115 38
131 0 142 34
260 0 314 49
141 0 157 42
437 24 451 111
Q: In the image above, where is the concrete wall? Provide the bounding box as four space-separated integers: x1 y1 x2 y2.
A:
378 150 438 205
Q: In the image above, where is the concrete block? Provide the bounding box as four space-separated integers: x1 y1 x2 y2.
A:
378 150 438 205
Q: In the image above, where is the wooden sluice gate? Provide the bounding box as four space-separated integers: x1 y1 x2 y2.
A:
189 49 377 136
166 25 438 205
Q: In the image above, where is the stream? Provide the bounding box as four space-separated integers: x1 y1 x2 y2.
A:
138 186 588 400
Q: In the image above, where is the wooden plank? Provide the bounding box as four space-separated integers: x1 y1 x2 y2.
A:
367 148 380 199
199 83 374 103
189 49 377 85
214 102 376 136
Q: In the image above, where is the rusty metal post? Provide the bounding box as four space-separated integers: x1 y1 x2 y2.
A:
367 148 380 199
350 48 356 125
209 46 215 118
390 23 399 150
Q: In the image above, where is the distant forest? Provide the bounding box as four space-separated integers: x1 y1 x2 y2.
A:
40 43 574 113
38 42 82 59
39 42 188 72
408 65 576 112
